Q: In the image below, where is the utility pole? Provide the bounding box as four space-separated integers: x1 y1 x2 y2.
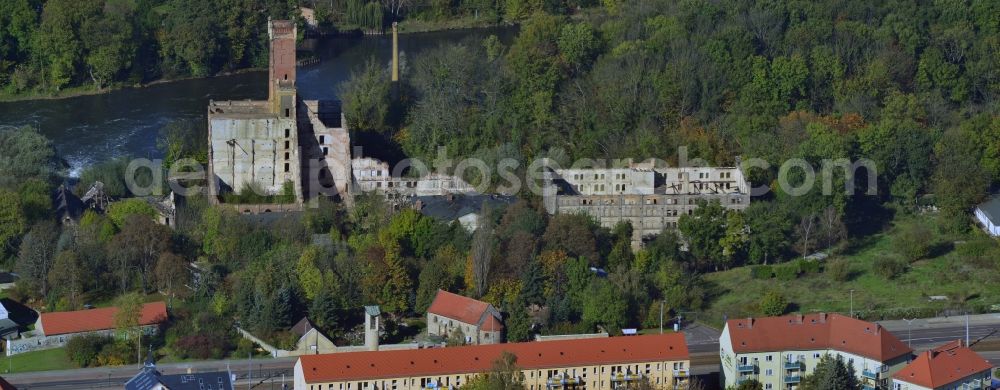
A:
248 352 252 390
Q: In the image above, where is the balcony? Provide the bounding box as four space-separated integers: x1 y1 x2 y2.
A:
862 385 875 390
610 373 644 382
736 364 756 373
673 369 688 377
862 370 878 380
545 374 582 387
783 375 801 384
784 360 803 370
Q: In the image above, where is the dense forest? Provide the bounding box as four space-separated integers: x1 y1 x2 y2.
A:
0 0 569 96
1 0 1000 368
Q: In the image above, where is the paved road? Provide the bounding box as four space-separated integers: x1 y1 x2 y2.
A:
7 315 1000 389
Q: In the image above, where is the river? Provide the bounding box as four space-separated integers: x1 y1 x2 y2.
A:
0 27 515 176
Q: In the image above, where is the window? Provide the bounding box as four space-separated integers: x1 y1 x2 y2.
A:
285 140 290 149
285 152 290 160
323 147 329 156
285 129 290 137
765 369 773 376
284 163 289 172
319 135 326 143
285 108 290 117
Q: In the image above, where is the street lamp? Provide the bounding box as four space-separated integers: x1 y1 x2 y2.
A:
850 290 855 318
902 318 915 347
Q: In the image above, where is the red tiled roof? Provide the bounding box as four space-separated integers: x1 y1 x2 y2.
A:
892 340 993 388
40 302 168 336
725 313 912 361
427 290 502 330
298 333 689 383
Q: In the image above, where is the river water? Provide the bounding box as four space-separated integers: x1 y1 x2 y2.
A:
0 27 514 176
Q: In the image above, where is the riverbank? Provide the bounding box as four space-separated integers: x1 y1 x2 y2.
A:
0 21 513 104
0 67 267 104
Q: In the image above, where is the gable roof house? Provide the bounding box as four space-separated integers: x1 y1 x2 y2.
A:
294 333 691 390
892 340 993 390
426 290 503 345
126 353 234 390
720 313 913 390
974 195 1000 236
37 302 168 337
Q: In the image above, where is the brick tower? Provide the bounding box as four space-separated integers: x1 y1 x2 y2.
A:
268 19 297 117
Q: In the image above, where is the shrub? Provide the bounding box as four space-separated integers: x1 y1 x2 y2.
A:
759 291 789 316
873 257 907 280
174 334 230 360
826 258 851 282
774 264 799 281
893 224 934 262
65 334 112 367
749 265 773 279
797 259 820 274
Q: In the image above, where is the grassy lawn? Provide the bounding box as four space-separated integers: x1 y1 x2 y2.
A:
700 214 1000 327
0 348 77 373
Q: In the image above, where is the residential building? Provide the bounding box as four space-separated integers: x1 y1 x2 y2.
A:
6 302 168 356
892 340 993 390
293 333 690 390
542 161 750 247
126 353 234 390
426 290 503 345
974 195 1000 236
720 313 913 390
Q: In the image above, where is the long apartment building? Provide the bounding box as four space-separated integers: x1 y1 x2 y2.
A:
720 313 913 390
294 333 690 390
542 161 750 247
892 340 993 390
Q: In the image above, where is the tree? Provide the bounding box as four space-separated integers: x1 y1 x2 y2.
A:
581 279 627 334
678 200 727 271
296 246 325 301
730 379 763 390
340 58 392 133
504 296 533 342
113 292 145 367
744 203 791 264
106 199 159 229
310 285 340 332
108 215 171 293
799 354 860 390
932 127 990 231
719 211 749 269
48 251 84 308
0 126 60 188
470 205 497 298
155 252 188 304
0 190 26 254
481 351 526 390
893 224 934 262
542 214 599 264
794 213 818 256
15 221 59 297
758 291 789 316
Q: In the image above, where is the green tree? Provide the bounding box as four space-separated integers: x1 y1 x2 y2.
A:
758 291 788 316
15 221 60 297
581 279 627 334
48 250 84 308
744 202 791 264
0 126 60 188
719 211 748 269
678 200 727 271
340 58 392 133
296 246 325 301
310 285 341 332
799 354 860 390
106 199 159 229
0 190 26 254
113 292 145 366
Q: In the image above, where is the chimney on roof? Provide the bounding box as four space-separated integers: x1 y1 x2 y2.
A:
819 313 827 323
875 324 882 335
746 317 754 329
796 314 804 324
